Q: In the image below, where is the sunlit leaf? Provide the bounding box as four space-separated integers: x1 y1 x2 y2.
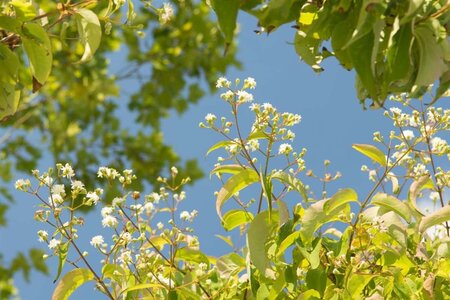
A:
271 171 308 201
176 247 209 265
75 8 102 63
216 253 246 278
216 169 259 219
277 231 300 257
346 272 375 296
323 188 358 213
52 268 94 300
222 209 253 231
210 164 246 177
352 144 386 166
206 140 235 156
371 193 411 223
419 205 450 233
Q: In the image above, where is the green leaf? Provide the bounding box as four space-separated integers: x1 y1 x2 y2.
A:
0 16 21 32
297 238 321 269
298 289 321 300
247 210 277 273
0 44 19 83
419 205 450 233
75 8 102 63
247 130 269 140
10 0 37 20
176 247 209 265
300 199 350 246
222 209 253 231
206 140 235 156
216 169 259 219
386 23 414 84
102 264 125 282
29 249 49 275
277 231 300 257
54 242 69 283
305 267 327 296
352 144 386 166
216 253 246 278
413 20 448 87
210 0 239 44
371 193 411 223
408 175 433 215
21 23 53 85
271 171 308 201
52 268 94 300
323 188 358 213
122 283 164 293
210 164 246 177
0 81 20 120
346 272 375 296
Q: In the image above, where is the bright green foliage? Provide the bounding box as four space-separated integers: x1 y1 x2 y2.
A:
52 268 93 300
211 0 450 107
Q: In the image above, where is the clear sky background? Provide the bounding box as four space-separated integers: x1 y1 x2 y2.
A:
1 10 424 299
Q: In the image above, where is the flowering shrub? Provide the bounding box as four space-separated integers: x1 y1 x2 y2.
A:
19 78 449 299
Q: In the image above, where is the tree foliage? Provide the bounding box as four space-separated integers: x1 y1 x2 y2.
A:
211 0 450 107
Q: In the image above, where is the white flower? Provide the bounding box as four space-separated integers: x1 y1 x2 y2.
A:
120 232 132 243
236 90 253 102
402 130 414 140
148 192 161 203
278 143 293 155
97 167 120 180
249 103 260 112
40 175 53 186
15 179 30 191
159 2 174 24
157 222 164 230
37 230 48 242
243 77 256 89
220 90 234 101
86 192 100 205
216 77 231 88
180 210 190 221
205 113 216 123
71 180 84 191
49 193 64 205
413 163 427 176
247 139 260 152
102 215 118 228
101 206 114 217
90 235 104 247
429 191 440 201
60 163 75 178
112 197 125 206
389 107 402 116
118 250 132 264
430 137 447 153
48 239 61 249
262 103 274 112
51 184 65 196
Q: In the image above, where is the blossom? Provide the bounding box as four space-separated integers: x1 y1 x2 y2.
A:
71 180 84 191
159 2 174 24
49 193 64 205
60 163 75 178
247 139 260 152
51 184 65 196
205 113 216 123
430 137 447 153
402 130 414 140
102 215 118 228
236 90 253 102
48 239 61 249
389 107 402 116
156 222 164 230
278 143 293 155
15 179 30 191
249 103 260 112
97 167 120 180
37 230 48 242
413 163 427 176
220 90 234 101
429 191 440 201
101 206 114 217
243 77 256 89
216 77 231 88
180 211 190 221
90 235 104 247
86 192 100 205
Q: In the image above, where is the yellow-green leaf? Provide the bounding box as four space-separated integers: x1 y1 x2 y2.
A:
371 193 411 223
22 23 52 85
176 247 209 265
419 205 450 233
76 8 102 63
323 188 358 213
206 140 235 156
352 143 386 166
271 171 308 201
222 209 253 231
52 268 94 300
216 169 259 219
210 0 239 44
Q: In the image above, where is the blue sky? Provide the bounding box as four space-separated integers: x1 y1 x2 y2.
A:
2 10 404 299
